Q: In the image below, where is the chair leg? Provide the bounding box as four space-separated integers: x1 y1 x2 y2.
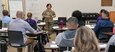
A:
24 46 28 52
17 48 22 52
28 44 33 52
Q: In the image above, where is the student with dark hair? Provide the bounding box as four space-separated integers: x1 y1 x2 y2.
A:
94 9 114 43
72 10 85 27
42 3 56 38
97 9 106 21
2 10 12 27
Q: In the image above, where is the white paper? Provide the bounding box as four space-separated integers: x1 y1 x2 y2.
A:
50 44 58 48
53 26 59 29
99 44 107 49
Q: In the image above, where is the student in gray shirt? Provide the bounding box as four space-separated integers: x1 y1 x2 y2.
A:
55 17 78 52
105 35 115 52
8 11 43 52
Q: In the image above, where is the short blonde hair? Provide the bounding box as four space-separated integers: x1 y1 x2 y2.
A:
74 26 100 52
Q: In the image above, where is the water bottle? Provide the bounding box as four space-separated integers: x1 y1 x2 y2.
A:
59 19 63 29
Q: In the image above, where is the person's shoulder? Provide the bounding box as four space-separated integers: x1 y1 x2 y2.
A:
110 35 115 39
96 20 104 24
19 19 28 24
31 19 36 22
51 10 55 12
57 32 65 37
43 9 48 12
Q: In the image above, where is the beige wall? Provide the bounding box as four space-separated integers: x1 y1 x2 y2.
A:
2 0 9 11
36 0 115 19
2 0 115 19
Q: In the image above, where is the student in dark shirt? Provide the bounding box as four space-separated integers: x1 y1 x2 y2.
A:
25 12 37 30
72 10 85 27
94 10 114 42
97 9 106 21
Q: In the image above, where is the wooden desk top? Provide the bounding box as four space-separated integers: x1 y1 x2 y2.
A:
44 41 107 50
45 41 59 49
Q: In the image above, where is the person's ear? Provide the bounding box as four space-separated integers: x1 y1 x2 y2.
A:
77 24 79 27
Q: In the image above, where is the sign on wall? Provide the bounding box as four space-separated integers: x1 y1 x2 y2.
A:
101 0 112 6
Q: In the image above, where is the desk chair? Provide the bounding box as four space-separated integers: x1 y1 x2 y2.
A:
59 47 72 52
8 31 32 52
108 45 115 52
98 27 113 43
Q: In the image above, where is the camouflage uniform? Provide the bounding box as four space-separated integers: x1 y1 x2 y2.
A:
42 9 56 35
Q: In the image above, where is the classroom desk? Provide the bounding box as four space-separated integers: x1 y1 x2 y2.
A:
0 28 8 33
0 28 46 38
37 22 46 26
44 41 107 52
53 26 68 35
37 22 46 30
85 24 95 29
45 41 58 52
0 28 48 52
53 24 95 35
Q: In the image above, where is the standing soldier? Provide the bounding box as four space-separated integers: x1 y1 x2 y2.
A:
42 3 56 38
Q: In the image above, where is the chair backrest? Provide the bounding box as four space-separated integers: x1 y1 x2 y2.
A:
8 30 24 46
108 45 115 52
99 27 113 43
100 27 113 33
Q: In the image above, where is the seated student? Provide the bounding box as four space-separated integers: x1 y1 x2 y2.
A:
2 10 12 27
8 11 43 52
72 10 85 27
72 26 100 52
94 10 114 43
97 9 105 21
25 12 37 30
55 17 78 52
105 35 115 52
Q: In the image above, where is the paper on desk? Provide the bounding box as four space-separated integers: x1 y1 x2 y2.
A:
50 44 58 48
99 44 107 48
53 26 59 29
50 41 58 48
85 25 94 29
0 28 8 31
11 43 21 46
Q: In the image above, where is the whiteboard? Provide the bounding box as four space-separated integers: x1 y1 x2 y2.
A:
26 0 39 18
9 0 23 18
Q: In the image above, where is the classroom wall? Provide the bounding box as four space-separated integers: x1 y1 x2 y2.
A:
2 0 9 10
37 0 115 20
1 0 115 19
